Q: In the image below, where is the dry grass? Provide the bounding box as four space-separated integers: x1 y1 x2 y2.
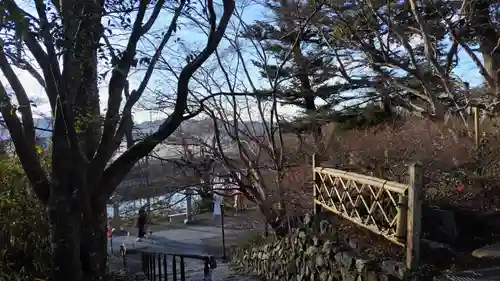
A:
287 116 500 211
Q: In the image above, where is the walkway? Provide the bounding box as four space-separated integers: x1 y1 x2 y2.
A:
108 223 260 281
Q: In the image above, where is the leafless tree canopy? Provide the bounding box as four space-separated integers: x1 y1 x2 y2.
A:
0 0 234 280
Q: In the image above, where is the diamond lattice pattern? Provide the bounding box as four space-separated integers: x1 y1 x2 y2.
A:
315 172 402 238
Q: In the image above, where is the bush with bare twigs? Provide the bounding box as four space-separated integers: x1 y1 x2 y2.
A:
307 116 500 211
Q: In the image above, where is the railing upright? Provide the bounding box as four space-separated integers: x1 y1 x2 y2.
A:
140 250 217 281
163 254 168 280
180 256 186 281
157 254 162 281
152 253 156 281
172 255 177 281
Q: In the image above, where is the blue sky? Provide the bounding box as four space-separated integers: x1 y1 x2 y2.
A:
0 0 487 127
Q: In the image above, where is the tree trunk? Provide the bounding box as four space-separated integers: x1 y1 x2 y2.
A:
470 1 500 88
81 204 108 281
48 186 108 281
257 202 288 237
48 191 83 281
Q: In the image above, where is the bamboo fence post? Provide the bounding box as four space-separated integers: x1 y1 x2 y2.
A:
395 194 408 243
312 153 321 215
406 162 423 281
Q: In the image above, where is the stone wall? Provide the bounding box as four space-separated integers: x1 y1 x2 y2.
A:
231 214 406 281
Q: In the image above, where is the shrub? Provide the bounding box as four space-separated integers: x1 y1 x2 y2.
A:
0 156 50 280
318 116 500 209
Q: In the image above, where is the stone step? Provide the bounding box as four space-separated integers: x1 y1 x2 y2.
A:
472 242 500 258
434 267 500 281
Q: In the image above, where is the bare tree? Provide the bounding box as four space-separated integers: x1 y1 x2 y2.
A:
165 5 321 236
0 0 234 280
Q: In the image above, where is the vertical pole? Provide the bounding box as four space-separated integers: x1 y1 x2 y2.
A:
221 205 227 260
474 106 480 151
185 187 192 224
173 256 177 281
180 256 186 281
163 254 168 281
146 155 151 213
395 194 408 243
158 254 162 281
474 106 484 188
312 153 321 215
406 163 423 281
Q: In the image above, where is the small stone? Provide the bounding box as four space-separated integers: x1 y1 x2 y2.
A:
321 240 333 253
304 213 313 227
380 260 405 279
349 238 364 251
355 258 370 273
425 187 438 199
335 251 355 269
366 270 379 281
315 255 325 267
312 236 320 246
305 245 318 256
472 242 500 258
340 267 357 281
320 220 330 234
287 260 298 274
319 271 329 281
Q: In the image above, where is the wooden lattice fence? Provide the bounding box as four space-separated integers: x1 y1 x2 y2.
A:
312 154 423 280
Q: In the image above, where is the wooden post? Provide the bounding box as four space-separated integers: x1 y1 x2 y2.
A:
395 194 408 243
406 163 423 281
474 106 480 150
473 106 484 188
312 154 321 215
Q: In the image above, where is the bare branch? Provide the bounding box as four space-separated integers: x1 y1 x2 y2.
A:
0 47 36 144
90 0 188 182
97 0 236 201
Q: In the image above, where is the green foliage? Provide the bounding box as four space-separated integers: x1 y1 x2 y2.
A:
0 156 50 281
334 103 400 131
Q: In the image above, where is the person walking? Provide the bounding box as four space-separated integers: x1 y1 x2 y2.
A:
137 207 148 241
107 216 112 239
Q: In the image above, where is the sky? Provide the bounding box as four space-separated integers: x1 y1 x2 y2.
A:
1 0 295 126
0 0 487 129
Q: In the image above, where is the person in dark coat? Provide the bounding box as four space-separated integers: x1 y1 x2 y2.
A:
137 208 148 240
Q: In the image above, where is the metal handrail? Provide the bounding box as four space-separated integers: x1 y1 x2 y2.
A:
140 250 217 281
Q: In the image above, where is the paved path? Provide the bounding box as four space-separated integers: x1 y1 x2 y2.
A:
108 225 259 281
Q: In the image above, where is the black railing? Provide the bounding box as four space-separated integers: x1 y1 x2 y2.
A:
141 251 217 281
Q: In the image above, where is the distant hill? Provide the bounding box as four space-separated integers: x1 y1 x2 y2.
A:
0 117 265 157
